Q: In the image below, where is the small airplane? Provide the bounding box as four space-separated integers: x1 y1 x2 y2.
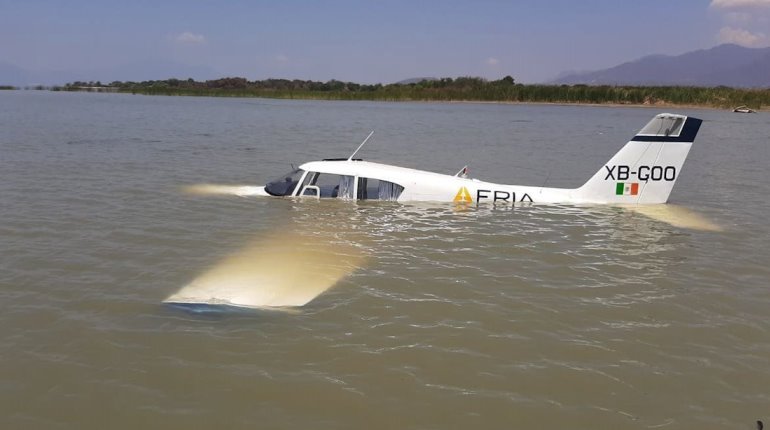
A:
169 113 709 311
251 113 702 205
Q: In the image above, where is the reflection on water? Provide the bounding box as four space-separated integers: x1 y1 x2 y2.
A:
167 197 723 311
165 204 367 308
182 183 266 197
280 202 696 296
628 204 723 232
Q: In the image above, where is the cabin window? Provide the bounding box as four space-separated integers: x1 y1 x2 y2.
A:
264 169 304 196
357 178 404 201
300 172 355 199
638 116 685 137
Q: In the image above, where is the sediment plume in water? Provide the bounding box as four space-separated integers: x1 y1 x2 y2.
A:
629 204 723 232
182 184 267 197
164 232 366 308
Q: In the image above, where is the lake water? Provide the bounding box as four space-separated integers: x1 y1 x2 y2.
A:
1 91 769 429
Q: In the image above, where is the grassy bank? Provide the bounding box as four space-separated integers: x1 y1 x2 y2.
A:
60 77 769 109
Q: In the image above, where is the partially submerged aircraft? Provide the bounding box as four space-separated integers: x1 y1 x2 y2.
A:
252 113 702 205
169 113 709 311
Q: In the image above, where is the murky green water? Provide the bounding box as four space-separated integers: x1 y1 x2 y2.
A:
1 91 769 429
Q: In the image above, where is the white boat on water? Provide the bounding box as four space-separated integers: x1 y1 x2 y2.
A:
733 105 756 113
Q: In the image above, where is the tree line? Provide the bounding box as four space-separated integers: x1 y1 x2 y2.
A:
54 76 769 109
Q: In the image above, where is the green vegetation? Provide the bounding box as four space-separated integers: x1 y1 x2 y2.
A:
61 76 769 109
0 85 16 90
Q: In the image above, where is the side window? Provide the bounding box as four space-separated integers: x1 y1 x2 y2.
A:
300 172 318 191
357 178 404 201
301 173 354 199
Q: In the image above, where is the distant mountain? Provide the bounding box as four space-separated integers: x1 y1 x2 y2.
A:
552 44 770 88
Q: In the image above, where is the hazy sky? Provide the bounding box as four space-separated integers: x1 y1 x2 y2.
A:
1 0 769 84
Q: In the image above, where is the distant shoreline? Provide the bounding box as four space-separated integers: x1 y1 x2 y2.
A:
112 91 765 111
418 99 723 111
10 76 769 111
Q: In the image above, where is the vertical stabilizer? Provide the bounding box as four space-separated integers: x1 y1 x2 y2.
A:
577 113 702 204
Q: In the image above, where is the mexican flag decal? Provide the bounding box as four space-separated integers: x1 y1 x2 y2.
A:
616 182 639 196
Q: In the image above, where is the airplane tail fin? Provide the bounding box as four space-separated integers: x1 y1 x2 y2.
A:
577 113 702 204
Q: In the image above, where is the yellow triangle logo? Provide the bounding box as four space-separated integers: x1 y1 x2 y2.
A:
454 186 473 203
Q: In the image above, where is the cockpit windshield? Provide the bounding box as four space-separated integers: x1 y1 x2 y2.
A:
264 168 304 196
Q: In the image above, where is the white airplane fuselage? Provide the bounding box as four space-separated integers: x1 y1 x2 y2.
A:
297 160 565 204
